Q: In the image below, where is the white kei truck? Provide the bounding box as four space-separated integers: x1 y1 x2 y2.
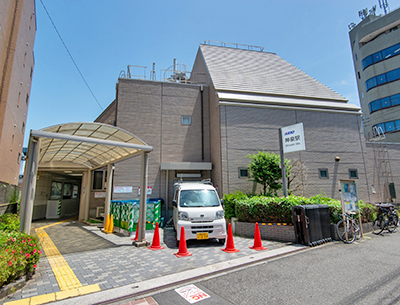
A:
172 179 227 246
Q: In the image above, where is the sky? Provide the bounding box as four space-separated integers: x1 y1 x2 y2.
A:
25 0 400 147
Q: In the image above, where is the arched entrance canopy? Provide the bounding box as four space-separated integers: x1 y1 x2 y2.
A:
36 122 152 169
20 122 152 243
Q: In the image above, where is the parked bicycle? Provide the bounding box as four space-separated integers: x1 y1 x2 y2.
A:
372 203 398 235
336 212 361 244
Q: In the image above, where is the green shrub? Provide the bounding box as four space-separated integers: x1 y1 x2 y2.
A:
222 191 248 219
359 201 377 222
230 193 376 224
235 195 308 223
0 213 20 232
0 214 42 288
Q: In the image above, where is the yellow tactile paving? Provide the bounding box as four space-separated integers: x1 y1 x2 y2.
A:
36 217 77 230
4 220 101 305
29 293 56 305
3 285 101 305
35 227 82 291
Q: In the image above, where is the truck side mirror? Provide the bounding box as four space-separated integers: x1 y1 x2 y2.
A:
220 199 224 206
172 200 177 207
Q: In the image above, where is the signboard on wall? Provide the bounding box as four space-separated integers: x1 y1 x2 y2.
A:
95 192 106 198
281 123 306 153
114 186 133 193
339 180 359 213
138 186 153 195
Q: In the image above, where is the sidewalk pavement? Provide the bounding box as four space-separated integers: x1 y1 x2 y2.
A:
0 219 307 305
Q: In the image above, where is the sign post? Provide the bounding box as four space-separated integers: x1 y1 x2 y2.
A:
279 123 306 197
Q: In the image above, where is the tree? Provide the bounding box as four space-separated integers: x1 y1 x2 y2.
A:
247 151 290 196
287 159 308 196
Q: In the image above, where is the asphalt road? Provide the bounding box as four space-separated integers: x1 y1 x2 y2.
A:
151 230 400 305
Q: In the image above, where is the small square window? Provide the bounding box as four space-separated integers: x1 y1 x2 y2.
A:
182 116 191 125
349 169 358 179
319 169 329 179
238 167 248 178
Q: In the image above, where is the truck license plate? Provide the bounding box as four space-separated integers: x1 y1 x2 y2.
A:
197 232 209 240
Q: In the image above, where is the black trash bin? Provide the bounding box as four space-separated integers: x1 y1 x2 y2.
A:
292 204 332 247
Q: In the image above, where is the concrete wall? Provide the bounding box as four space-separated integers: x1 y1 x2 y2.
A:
0 0 36 187
107 79 210 212
218 105 372 202
96 100 116 126
191 49 223 195
365 142 400 204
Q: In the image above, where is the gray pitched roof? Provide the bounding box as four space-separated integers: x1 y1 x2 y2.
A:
199 44 348 102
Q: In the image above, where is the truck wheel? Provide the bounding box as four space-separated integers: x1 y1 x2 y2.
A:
218 238 226 245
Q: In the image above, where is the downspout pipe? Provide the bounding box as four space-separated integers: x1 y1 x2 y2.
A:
201 85 204 161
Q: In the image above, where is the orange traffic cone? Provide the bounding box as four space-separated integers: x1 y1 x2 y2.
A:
103 213 110 233
222 223 240 253
148 222 164 250
249 222 268 251
174 227 192 257
131 219 139 241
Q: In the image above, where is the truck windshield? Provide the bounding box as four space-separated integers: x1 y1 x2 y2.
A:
179 190 220 207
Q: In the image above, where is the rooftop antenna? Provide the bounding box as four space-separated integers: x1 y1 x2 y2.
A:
359 8 368 20
379 0 390 15
150 63 156 81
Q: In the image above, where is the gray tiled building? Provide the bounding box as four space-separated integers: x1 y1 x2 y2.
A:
349 7 400 142
0 0 36 191
96 42 399 220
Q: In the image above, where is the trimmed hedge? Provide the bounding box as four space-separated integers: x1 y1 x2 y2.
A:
223 194 376 224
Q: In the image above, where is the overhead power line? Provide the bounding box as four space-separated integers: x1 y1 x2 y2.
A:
39 0 103 111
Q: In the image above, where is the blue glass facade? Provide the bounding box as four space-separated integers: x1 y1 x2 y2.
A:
365 67 400 91
368 93 400 113
362 43 400 70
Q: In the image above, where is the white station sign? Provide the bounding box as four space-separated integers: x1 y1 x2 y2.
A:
281 123 306 153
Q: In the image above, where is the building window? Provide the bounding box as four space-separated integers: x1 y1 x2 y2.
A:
368 92 400 114
318 169 329 179
349 169 358 179
362 42 400 70
238 167 248 178
93 169 107 190
372 119 400 137
17 152 20 164
181 116 191 125
365 67 400 91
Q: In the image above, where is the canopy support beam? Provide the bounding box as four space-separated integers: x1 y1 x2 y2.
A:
133 151 150 246
20 136 40 234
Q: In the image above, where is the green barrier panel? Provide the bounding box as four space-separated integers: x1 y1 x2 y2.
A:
110 201 120 227
120 201 130 230
110 199 161 232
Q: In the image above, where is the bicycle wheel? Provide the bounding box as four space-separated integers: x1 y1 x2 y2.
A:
353 219 361 240
372 216 385 235
337 220 356 243
387 214 398 233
